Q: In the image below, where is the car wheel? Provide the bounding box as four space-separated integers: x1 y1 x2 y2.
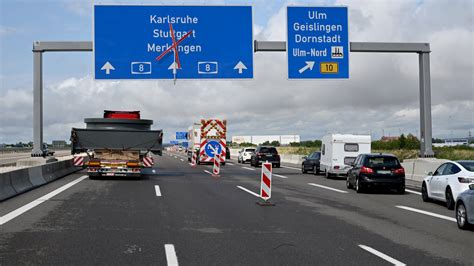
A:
355 178 363 193
276 163 280 168
421 182 430 202
396 186 405 194
302 164 307 174
456 201 469 229
346 176 352 189
446 187 455 210
313 166 318 175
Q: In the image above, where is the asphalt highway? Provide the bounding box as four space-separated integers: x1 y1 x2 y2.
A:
0 150 71 165
1 151 473 265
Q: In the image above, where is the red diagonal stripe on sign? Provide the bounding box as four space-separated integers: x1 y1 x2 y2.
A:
261 189 269 198
264 163 272 172
262 174 271 187
215 120 226 131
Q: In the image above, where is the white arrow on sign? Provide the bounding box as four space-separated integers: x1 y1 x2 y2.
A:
101 62 115 75
298 61 315 74
233 61 247 74
168 62 179 75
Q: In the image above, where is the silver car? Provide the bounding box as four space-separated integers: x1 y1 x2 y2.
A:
455 184 474 229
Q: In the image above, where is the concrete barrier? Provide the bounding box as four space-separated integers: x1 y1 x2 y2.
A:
402 158 448 182
0 158 80 201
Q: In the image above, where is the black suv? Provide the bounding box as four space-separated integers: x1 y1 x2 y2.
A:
250 146 280 168
347 153 405 194
301 152 321 175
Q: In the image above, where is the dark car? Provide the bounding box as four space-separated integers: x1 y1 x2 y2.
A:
347 153 405 194
225 146 230 160
302 152 321 175
250 146 280 168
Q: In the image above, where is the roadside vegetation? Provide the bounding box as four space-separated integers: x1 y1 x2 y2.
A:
230 134 474 161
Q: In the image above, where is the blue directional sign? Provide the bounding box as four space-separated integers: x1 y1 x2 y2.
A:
176 132 187 140
94 5 253 79
204 140 222 157
170 140 179 145
287 6 349 79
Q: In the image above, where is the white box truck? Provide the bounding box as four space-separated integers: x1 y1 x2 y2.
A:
320 134 371 178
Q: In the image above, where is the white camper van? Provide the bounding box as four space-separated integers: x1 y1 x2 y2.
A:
320 134 371 178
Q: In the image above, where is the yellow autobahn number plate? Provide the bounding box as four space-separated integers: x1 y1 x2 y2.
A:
320 62 339 74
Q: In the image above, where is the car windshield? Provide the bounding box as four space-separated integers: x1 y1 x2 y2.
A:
458 161 474 172
365 156 399 167
259 147 277 153
245 149 255 153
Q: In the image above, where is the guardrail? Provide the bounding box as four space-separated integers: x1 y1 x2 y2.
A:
0 158 81 201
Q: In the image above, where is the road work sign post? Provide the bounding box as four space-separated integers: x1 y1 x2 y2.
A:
287 6 349 79
258 162 275 206
212 154 221 177
94 5 253 79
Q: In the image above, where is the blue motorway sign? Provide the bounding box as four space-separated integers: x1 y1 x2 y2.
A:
204 140 222 157
170 140 179 145
94 5 253 79
176 132 187 140
287 6 349 79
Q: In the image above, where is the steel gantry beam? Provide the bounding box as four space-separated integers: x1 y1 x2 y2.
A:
31 41 434 157
255 41 434 157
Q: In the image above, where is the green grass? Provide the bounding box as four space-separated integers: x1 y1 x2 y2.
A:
274 146 474 161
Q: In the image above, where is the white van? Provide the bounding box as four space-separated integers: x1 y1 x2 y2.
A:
320 134 371 178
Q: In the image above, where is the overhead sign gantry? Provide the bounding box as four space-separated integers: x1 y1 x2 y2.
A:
94 5 254 79
287 6 349 79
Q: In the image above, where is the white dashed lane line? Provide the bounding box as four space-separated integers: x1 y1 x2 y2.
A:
405 189 421 195
395 205 456 222
308 183 348 194
154 185 162 197
242 167 256 171
164 244 179 266
273 174 288 179
236 186 260 198
358 245 406 266
281 165 300 171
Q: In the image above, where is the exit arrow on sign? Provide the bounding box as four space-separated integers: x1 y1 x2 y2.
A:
234 61 247 74
298 61 315 74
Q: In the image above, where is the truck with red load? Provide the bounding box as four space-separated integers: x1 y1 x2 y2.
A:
70 110 163 179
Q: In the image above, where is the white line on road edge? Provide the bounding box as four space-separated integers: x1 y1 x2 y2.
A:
155 185 162 197
308 183 348 193
281 165 300 171
174 156 178 159
236 186 260 198
180 159 184 162
274 174 288 179
0 175 88 225
405 189 421 195
204 170 212 175
358 245 406 266
226 163 234 166
165 244 179 266
242 167 255 171
396 205 456 222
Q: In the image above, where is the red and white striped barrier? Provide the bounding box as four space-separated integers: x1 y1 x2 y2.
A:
191 151 197 167
143 156 154 168
212 154 221 177
73 155 84 167
260 162 272 201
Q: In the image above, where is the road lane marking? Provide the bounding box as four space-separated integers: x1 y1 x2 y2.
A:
395 205 456 222
165 244 179 266
174 156 178 159
237 186 260 198
180 159 184 162
204 170 212 175
0 175 88 225
154 185 162 197
242 167 255 171
405 189 421 195
308 183 348 193
226 163 234 166
358 245 406 266
281 166 300 171
274 174 288 179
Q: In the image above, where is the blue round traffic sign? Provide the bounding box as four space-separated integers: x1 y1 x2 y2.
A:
204 140 222 157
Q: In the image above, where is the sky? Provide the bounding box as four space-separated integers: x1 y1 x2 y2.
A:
0 0 473 144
